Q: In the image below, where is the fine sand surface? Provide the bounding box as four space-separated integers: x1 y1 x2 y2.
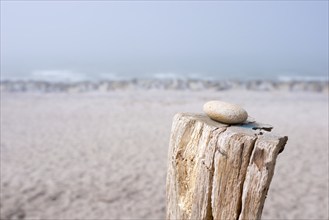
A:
1 90 328 219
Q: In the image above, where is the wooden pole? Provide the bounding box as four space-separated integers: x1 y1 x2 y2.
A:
166 113 288 220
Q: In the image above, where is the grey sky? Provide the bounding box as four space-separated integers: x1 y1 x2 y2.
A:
1 1 328 80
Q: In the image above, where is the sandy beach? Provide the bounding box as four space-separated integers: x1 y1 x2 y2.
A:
1 89 328 219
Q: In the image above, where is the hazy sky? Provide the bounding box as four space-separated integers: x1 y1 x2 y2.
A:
1 1 328 80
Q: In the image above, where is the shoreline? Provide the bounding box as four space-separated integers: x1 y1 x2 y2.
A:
1 78 328 93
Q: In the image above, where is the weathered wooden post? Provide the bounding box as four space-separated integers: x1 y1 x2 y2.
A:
166 113 287 220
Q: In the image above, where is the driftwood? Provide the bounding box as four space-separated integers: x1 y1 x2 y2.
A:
166 113 288 220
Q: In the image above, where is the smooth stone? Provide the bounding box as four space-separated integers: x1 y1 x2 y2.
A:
203 100 248 124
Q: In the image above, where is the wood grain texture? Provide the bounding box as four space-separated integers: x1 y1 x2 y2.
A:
166 113 287 220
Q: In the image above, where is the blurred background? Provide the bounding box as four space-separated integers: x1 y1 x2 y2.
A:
1 1 328 220
1 1 328 81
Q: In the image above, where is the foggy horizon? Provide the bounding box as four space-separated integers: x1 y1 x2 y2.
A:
1 1 328 81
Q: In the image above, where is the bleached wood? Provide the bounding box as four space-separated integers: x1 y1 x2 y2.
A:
166 113 287 220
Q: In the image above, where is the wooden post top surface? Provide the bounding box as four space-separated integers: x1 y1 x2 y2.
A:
174 112 287 145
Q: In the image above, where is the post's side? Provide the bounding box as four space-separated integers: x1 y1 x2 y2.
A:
238 135 287 220
166 113 288 220
166 113 227 220
211 127 258 220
